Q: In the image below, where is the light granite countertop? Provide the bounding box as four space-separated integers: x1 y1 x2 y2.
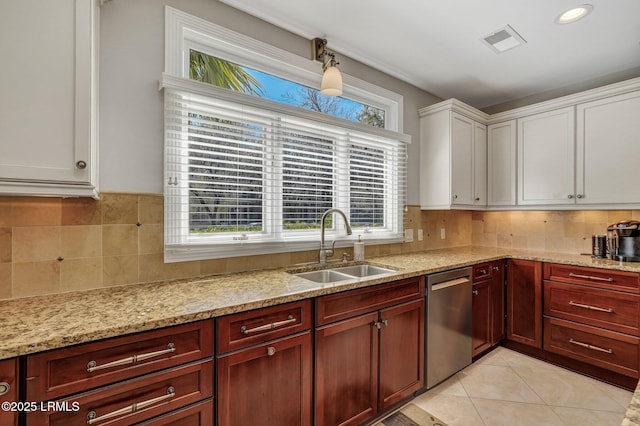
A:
2 245 638 423
623 379 640 426
2 245 640 361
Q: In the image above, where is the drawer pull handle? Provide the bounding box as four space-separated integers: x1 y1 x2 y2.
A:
568 301 613 313
87 343 175 373
568 272 614 282
240 315 295 334
86 386 175 424
0 382 9 396
568 338 613 354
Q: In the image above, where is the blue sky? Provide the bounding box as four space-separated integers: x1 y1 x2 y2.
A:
244 68 367 121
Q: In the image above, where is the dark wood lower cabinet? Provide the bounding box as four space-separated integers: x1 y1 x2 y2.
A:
315 294 424 426
315 312 379 426
472 260 505 357
491 262 506 344
136 400 214 425
0 358 18 426
216 332 312 426
506 259 542 348
472 279 492 356
27 360 213 426
379 300 424 411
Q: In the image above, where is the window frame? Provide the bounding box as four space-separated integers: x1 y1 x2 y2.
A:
162 7 409 262
164 6 404 132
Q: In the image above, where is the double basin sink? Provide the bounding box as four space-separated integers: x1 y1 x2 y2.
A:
292 264 396 283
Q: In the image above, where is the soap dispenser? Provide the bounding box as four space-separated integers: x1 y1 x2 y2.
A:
354 235 365 261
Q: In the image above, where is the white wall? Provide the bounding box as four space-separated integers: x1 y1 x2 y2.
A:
99 0 441 204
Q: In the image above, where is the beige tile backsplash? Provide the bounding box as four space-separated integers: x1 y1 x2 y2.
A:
1 191 637 300
471 210 640 254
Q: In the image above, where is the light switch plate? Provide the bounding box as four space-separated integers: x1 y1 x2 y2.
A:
418 229 423 241
440 228 446 239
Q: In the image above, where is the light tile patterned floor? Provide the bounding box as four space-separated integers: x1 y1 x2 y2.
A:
413 347 633 426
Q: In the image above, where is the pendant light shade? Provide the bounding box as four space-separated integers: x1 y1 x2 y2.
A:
312 38 343 97
321 65 343 96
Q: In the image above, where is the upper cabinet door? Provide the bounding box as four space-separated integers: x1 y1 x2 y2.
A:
0 0 97 197
451 113 475 206
473 121 487 207
576 91 640 205
517 107 575 205
487 120 516 206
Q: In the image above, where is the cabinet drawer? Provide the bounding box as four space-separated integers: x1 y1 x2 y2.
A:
316 277 425 326
216 300 312 353
136 399 213 426
27 320 213 400
473 262 493 282
544 263 639 293
543 317 640 378
544 281 640 335
27 359 213 426
0 358 18 426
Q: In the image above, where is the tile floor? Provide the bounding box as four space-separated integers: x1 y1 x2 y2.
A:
413 347 633 426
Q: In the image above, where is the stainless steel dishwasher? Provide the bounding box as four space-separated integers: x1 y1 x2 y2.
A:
425 267 472 389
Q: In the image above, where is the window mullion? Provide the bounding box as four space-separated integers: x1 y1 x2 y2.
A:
269 117 284 239
336 135 351 221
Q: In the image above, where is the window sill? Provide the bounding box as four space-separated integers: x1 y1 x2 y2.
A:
164 236 404 263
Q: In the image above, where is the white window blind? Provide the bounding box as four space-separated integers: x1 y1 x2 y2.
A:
162 76 409 261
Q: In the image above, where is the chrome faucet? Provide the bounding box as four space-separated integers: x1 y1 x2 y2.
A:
319 208 352 264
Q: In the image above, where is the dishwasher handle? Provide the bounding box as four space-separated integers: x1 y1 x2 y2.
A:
430 277 470 291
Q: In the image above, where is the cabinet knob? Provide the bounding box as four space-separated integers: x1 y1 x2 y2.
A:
76 160 87 170
472 290 479 296
0 381 9 396
576 194 584 199
266 346 276 356
493 266 500 271
453 194 458 199
567 194 574 199
475 197 480 201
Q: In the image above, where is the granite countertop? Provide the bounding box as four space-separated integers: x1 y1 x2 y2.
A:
623 380 640 426
2 245 640 361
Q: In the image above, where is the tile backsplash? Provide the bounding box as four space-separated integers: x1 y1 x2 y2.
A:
471 210 640 253
0 193 471 300
4 192 635 300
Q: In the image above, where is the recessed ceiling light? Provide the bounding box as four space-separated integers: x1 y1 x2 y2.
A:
555 4 594 24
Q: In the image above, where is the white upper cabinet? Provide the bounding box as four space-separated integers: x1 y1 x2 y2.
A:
487 120 516 207
576 90 640 205
517 107 575 205
419 100 487 210
0 0 98 197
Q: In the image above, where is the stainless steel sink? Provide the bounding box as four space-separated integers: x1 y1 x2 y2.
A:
293 269 354 283
332 264 395 277
292 263 396 283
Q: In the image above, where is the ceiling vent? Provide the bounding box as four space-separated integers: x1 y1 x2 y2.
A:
481 25 527 54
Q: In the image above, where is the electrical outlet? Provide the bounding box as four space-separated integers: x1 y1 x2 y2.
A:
440 228 446 239
417 229 424 241
404 229 414 242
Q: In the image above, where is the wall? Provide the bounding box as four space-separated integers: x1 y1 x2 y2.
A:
98 0 440 205
0 196 470 300
472 210 640 253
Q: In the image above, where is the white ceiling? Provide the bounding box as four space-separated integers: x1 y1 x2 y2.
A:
219 0 640 109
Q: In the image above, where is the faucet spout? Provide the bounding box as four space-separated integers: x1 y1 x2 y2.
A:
319 208 352 264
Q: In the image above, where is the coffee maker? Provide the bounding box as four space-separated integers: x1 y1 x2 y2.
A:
606 220 640 262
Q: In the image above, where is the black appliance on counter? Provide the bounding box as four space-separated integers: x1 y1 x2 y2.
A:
607 220 640 262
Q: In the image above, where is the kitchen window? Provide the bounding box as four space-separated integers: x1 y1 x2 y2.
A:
162 7 409 261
